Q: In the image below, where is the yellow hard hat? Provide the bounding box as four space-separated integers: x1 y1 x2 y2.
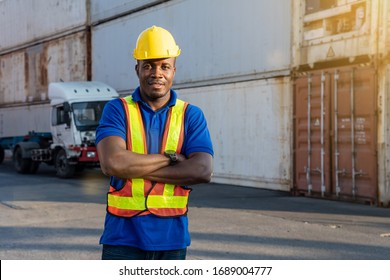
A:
133 25 181 60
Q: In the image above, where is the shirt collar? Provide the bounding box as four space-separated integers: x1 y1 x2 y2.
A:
132 87 178 109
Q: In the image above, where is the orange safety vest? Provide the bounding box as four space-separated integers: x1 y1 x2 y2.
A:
106 96 191 218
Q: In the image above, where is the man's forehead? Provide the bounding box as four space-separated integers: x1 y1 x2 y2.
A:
138 57 175 64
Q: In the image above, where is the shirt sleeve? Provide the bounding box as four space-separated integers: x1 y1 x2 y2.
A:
183 104 214 157
96 98 126 145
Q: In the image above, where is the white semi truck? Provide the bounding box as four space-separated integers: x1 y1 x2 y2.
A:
0 81 119 178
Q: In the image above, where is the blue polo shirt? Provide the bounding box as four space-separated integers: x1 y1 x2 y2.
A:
96 87 213 250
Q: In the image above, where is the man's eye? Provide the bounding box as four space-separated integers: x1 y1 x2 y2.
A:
143 64 152 70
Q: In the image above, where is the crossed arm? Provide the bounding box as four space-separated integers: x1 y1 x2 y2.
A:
97 136 213 186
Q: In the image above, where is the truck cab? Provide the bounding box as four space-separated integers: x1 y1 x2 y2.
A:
48 81 119 177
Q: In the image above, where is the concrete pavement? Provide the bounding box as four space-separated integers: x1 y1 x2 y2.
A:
1 180 389 260
188 184 390 259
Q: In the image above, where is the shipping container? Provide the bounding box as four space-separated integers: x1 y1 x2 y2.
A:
0 30 89 139
379 64 390 205
178 78 292 191
292 0 389 69
91 0 291 93
0 104 51 138
292 0 390 205
90 0 165 24
374 63 390 206
294 66 378 203
0 0 87 54
0 31 89 107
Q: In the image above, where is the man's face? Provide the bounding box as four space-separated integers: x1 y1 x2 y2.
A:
136 58 176 102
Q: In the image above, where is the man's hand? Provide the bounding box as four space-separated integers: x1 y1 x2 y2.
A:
144 152 213 186
97 136 170 178
97 136 213 186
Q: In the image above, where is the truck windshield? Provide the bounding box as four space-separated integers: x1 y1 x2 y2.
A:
72 101 107 131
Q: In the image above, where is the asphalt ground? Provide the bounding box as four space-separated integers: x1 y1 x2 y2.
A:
0 159 389 260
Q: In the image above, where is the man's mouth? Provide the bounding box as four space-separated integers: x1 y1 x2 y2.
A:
148 80 164 86
148 81 164 90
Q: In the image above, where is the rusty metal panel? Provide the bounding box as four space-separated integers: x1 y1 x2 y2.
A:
333 67 377 201
44 32 89 83
294 66 378 203
0 31 88 107
294 71 332 196
0 52 26 104
180 78 292 191
0 0 87 53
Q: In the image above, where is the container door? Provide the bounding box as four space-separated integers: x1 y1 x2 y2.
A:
294 71 332 196
332 67 377 201
294 66 378 203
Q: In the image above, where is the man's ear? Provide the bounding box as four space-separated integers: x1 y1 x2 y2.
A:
135 63 139 77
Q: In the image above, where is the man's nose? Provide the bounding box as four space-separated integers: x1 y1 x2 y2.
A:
151 66 163 77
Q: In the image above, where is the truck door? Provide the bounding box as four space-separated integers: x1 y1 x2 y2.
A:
51 104 74 147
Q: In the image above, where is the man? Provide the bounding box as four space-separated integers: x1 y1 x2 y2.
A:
96 25 214 260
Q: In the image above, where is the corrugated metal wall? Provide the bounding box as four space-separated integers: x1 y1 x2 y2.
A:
383 65 390 205
377 63 390 206
0 0 87 53
0 31 89 107
0 0 90 135
90 0 165 24
91 0 291 93
292 0 388 69
294 66 378 203
0 104 51 138
180 78 292 191
292 0 390 205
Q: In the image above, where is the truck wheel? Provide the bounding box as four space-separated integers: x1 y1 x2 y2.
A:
13 146 31 174
55 149 75 178
0 146 4 165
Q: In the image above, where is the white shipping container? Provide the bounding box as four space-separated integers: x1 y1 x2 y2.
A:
0 52 25 104
90 0 164 24
91 0 291 93
0 31 89 106
178 78 292 191
0 104 51 138
0 0 87 53
292 0 389 68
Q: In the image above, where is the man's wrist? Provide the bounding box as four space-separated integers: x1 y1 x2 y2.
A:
164 150 178 165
